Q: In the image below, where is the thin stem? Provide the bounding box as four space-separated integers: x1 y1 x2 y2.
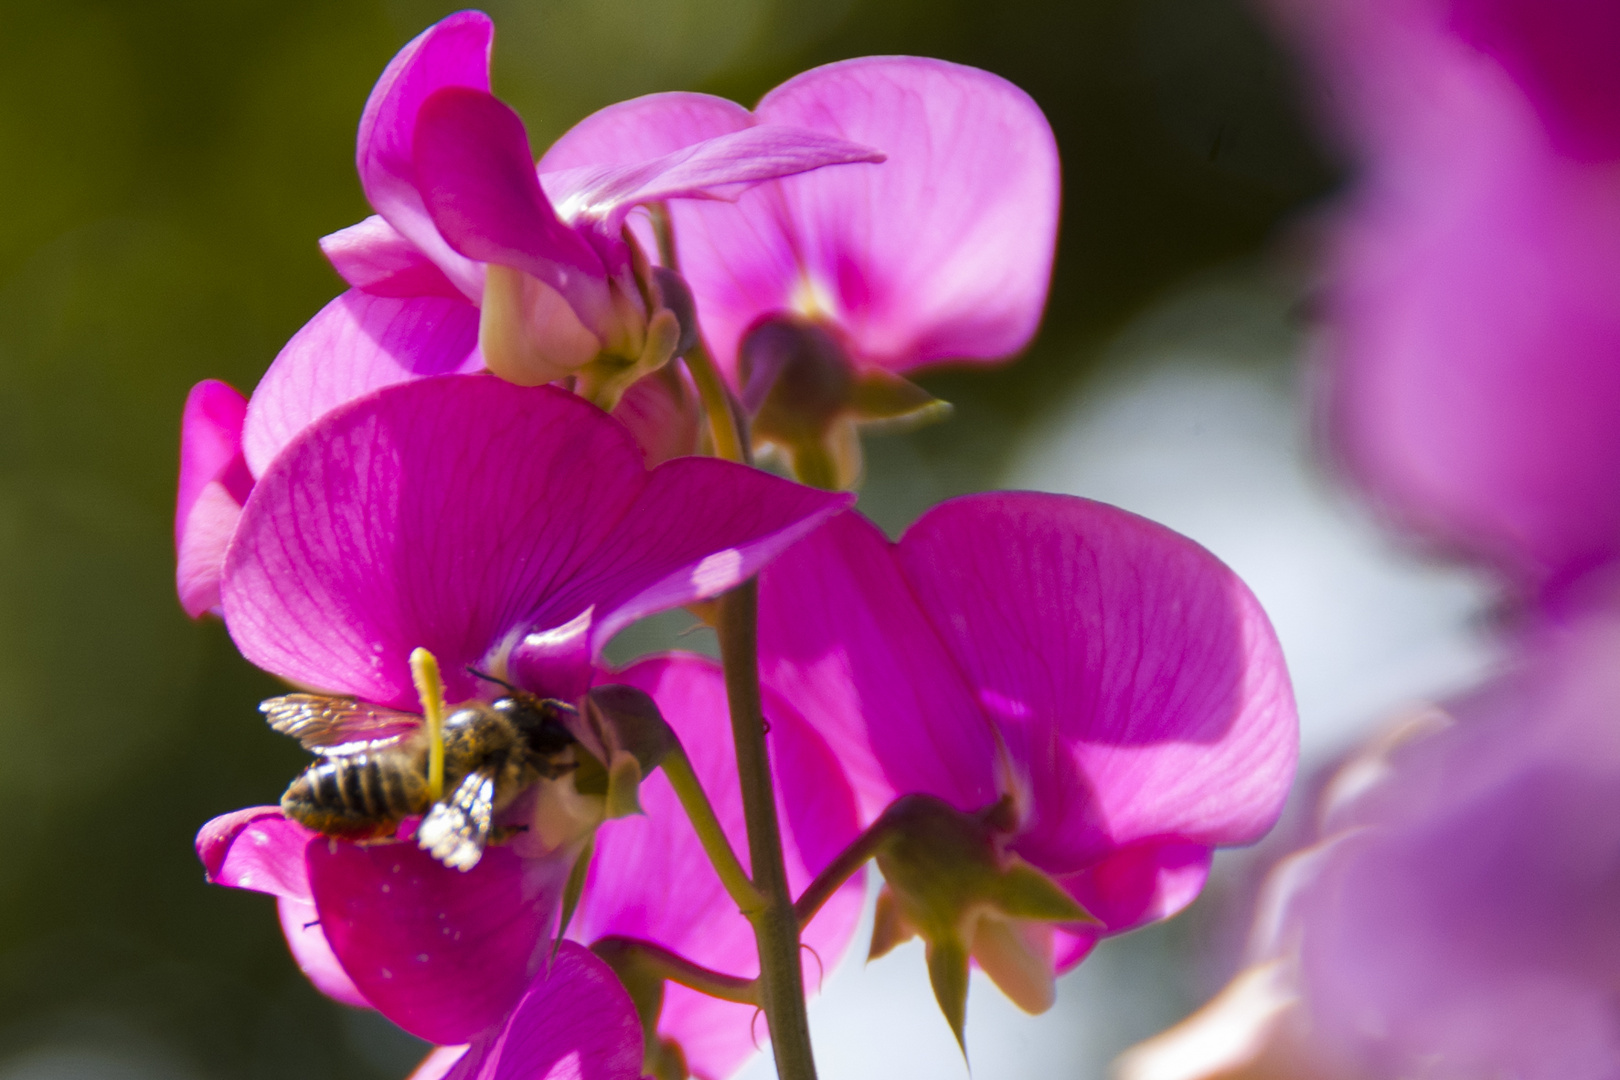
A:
686 342 747 465
794 818 890 930
719 582 817 1080
662 747 765 916
593 936 760 1005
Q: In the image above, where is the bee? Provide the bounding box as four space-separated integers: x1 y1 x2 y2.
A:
264 675 579 871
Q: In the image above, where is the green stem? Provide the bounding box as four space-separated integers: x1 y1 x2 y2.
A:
794 818 890 930
592 936 760 1005
719 582 818 1080
686 341 747 465
662 747 764 916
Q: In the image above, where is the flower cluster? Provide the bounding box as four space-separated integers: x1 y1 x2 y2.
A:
1119 4 1620 1080
180 11 1297 1079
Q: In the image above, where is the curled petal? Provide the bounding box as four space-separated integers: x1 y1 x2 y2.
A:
898 494 1297 870
542 124 883 231
277 896 372 1009
308 838 570 1046
413 88 608 331
223 377 645 708
446 942 643 1080
356 10 492 299
561 456 852 652
674 56 1060 378
176 380 252 617
321 215 465 299
540 92 756 172
196 806 314 900
241 289 481 477
576 655 865 1079
610 367 701 468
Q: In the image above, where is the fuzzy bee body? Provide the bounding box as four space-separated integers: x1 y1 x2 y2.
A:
265 690 578 870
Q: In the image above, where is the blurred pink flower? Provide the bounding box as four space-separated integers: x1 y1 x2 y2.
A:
194 374 848 1043
757 495 1297 984
1271 0 1620 604
542 55 1061 384
1132 610 1620 1080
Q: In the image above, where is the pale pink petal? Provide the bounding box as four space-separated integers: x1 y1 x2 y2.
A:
539 92 756 172
896 494 1297 872
356 11 491 299
575 654 865 1079
674 57 1060 378
446 943 643 1080
176 380 252 617
757 510 1000 823
241 289 481 478
412 88 607 329
308 839 570 1046
560 456 852 653
541 125 882 231
409 1046 471 1080
222 377 645 709
277 896 372 1009
320 215 465 299
196 806 314 900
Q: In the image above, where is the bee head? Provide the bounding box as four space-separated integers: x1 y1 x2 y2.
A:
468 668 578 756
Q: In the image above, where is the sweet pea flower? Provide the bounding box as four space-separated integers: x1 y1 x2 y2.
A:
540 57 1060 487
1123 609 1620 1080
756 495 1297 1026
195 373 848 1044
319 10 882 405
198 807 644 1080
573 654 865 1080
1268 0 1620 605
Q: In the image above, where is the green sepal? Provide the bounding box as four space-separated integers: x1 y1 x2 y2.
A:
849 369 952 427
925 933 972 1058
551 831 596 964
564 684 676 820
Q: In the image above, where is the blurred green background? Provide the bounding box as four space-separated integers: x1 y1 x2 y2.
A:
0 0 1331 1075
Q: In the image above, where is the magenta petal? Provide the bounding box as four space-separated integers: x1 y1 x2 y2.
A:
576 654 864 1080
542 124 882 230
897 494 1297 871
197 807 316 900
241 289 481 478
222 377 645 708
413 88 607 328
676 56 1060 377
758 510 1001 822
308 839 569 1046
321 216 466 300
277 896 372 1009
176 380 252 617
446 942 643 1080
357 11 492 299
562 457 853 652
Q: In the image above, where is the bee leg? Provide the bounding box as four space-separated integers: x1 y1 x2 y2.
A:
489 823 531 844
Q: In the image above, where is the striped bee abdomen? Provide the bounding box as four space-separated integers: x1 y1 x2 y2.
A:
281 752 432 838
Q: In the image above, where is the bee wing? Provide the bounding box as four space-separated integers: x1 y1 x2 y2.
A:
416 769 496 872
261 694 422 754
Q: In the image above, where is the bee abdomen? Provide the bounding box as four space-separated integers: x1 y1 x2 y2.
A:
281 754 431 838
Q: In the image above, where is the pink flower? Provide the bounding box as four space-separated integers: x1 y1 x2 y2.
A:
543 57 1060 383
320 10 880 395
195 373 849 1043
1270 0 1620 604
756 496 1296 999
573 654 866 1079
540 57 1059 486
199 807 643 1078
